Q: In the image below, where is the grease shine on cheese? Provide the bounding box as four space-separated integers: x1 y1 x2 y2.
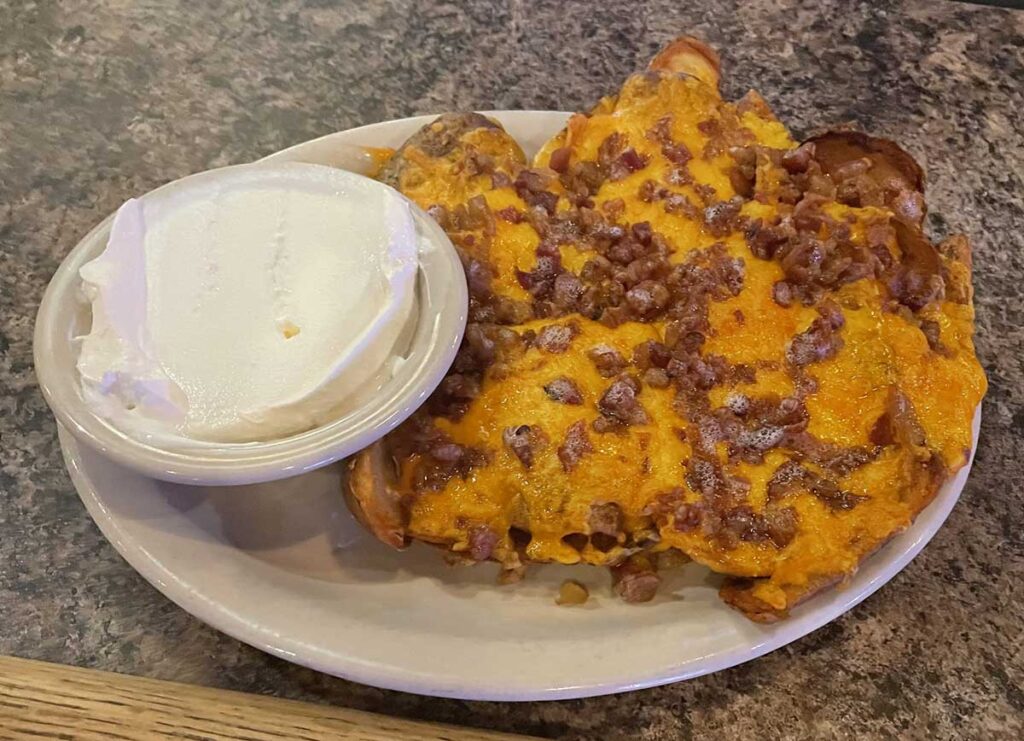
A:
77 163 419 444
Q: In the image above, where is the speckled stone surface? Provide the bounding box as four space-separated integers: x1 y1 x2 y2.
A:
1 1 1022 738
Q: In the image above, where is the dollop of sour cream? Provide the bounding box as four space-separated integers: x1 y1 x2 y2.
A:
76 163 420 444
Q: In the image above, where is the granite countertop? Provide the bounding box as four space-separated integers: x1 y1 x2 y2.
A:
2 1 1022 738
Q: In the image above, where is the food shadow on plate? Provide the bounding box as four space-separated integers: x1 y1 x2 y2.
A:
93 457 722 607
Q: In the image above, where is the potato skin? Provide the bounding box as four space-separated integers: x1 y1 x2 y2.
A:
344 38 985 621
377 112 524 191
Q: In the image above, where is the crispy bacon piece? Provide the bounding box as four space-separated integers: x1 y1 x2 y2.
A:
558 420 594 472
611 555 661 603
544 376 584 405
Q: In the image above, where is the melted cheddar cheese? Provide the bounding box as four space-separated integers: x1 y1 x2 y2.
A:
353 57 986 620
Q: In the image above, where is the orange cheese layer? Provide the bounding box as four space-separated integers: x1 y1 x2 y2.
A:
382 71 986 599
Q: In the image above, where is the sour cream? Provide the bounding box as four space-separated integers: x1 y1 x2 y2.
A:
76 163 420 444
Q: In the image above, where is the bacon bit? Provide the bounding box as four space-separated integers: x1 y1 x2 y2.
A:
465 259 494 301
490 171 513 189
724 393 750 417
429 373 480 419
641 367 670 389
694 183 718 204
792 193 828 232
552 271 584 310
496 206 524 223
456 323 495 370
666 355 720 390
606 236 647 266
491 296 532 324
465 194 495 233
703 197 744 237
698 119 721 137
532 190 558 214
502 424 548 469
663 142 692 166
414 439 489 493
631 221 653 245
767 459 866 512
588 502 624 538
468 525 498 561
818 446 875 477
809 478 868 511
514 169 559 214
665 491 799 549
598 132 625 166
619 148 648 173
549 146 571 173
728 429 782 466
632 340 671 370
465 150 495 177
514 168 552 192
638 179 661 203
685 456 721 499
728 148 757 198
625 280 671 318
515 252 563 299
431 443 465 462
535 322 579 353
558 420 593 472
544 376 584 405
866 219 895 250
612 555 660 603
786 302 845 366
745 219 792 260
595 375 649 430
663 171 691 192
601 198 626 219
761 506 799 547
772 281 794 307
588 344 629 377
647 116 673 144
781 143 815 174
561 160 607 201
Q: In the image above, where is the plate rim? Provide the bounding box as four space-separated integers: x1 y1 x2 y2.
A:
58 110 982 701
60 415 980 701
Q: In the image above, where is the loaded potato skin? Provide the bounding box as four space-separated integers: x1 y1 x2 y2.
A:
347 37 986 619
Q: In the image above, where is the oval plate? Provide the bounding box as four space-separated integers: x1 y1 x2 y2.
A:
59 112 981 701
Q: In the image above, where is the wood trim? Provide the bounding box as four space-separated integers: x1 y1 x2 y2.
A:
0 656 538 740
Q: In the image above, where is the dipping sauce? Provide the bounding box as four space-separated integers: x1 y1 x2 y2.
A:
76 163 420 443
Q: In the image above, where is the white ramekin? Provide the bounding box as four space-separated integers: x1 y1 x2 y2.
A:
34 162 467 486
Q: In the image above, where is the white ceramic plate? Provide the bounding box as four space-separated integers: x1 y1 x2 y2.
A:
59 112 981 701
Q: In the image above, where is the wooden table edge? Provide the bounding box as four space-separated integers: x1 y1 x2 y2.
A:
0 655 541 740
